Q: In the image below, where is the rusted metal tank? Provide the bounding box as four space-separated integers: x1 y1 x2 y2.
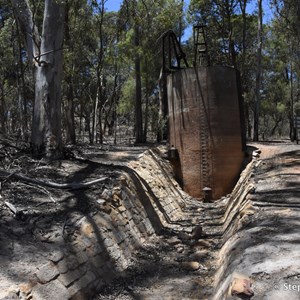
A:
167 66 245 200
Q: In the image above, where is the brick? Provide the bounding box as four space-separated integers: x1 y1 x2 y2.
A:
93 214 113 230
80 237 93 248
113 231 125 244
58 269 82 287
75 270 96 290
36 262 59 284
76 251 89 265
103 237 114 247
85 241 104 257
57 259 68 274
49 250 64 263
91 254 107 268
69 290 86 300
142 219 154 232
31 281 69 300
67 284 81 299
118 205 126 213
66 255 79 271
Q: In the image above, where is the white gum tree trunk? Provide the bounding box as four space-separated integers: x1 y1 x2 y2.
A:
12 0 65 158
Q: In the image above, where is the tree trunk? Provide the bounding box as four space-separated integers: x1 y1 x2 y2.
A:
65 83 76 144
239 0 247 78
64 2 76 144
226 2 236 68
12 0 65 158
92 91 99 144
289 62 296 141
32 0 65 157
15 20 28 141
134 22 144 144
253 0 263 141
144 80 149 141
0 82 7 135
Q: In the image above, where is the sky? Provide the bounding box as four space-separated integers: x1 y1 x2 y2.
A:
105 0 123 12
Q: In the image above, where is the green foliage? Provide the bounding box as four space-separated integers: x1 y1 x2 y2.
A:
2 0 300 142
118 77 135 115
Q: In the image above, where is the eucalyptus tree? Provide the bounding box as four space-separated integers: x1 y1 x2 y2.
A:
12 0 65 158
88 2 123 144
269 0 300 140
188 0 259 139
0 3 14 135
188 0 241 67
253 0 263 141
0 0 32 139
118 0 186 143
63 0 96 144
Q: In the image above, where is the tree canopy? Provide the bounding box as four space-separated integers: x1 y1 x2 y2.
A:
0 0 299 157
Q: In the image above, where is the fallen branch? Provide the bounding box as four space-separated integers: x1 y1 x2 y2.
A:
0 169 108 190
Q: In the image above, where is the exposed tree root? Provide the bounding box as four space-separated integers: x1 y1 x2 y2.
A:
0 169 108 190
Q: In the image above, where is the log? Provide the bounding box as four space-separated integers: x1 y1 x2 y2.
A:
0 169 108 190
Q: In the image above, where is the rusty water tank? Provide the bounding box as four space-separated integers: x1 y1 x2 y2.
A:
167 66 245 200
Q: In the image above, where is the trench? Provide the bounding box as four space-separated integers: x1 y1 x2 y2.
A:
1 143 298 300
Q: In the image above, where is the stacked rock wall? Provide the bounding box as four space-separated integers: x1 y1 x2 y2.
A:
1 148 193 300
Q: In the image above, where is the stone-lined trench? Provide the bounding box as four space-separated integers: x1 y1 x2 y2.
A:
1 143 298 300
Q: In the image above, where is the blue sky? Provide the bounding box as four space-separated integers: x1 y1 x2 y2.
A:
105 0 122 12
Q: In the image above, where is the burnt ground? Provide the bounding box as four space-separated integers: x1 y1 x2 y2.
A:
0 138 299 300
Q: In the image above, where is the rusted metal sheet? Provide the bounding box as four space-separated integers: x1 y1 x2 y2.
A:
167 66 245 200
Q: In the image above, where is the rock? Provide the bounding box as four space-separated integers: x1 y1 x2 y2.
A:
167 236 181 245
36 262 59 284
101 189 112 200
181 261 201 271
31 281 69 300
19 282 33 297
177 231 190 241
58 269 83 287
80 221 94 237
100 204 112 214
192 240 211 249
57 259 68 274
0 287 19 300
176 246 184 253
230 277 254 297
49 251 64 263
190 249 208 260
96 199 106 205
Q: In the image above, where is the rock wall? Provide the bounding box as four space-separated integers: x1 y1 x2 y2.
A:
0 147 195 300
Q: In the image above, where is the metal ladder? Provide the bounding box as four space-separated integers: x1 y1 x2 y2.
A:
193 24 210 67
